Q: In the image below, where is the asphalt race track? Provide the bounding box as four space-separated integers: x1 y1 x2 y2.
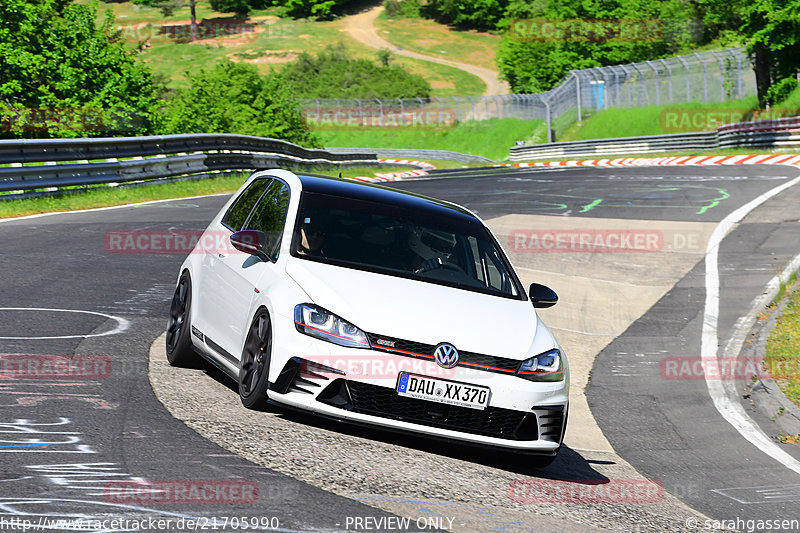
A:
1 164 800 531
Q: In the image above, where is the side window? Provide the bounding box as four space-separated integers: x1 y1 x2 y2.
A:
223 179 271 231
242 180 291 259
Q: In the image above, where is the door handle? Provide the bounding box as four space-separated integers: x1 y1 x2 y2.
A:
218 253 227 258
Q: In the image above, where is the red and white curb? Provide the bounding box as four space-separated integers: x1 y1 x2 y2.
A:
349 158 435 183
495 154 800 168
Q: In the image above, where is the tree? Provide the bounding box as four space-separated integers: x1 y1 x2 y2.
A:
160 61 318 146
0 0 161 137
496 0 697 93
133 0 199 41
688 0 800 106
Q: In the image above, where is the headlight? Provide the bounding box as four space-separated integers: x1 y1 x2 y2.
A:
516 349 564 382
294 303 370 349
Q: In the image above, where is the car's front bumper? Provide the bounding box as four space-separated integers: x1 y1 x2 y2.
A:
267 314 569 452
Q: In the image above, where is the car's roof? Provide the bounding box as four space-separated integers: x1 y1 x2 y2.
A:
297 173 478 222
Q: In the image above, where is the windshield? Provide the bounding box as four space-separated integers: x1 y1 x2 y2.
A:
291 192 523 299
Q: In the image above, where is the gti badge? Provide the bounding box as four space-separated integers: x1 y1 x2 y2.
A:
433 343 459 369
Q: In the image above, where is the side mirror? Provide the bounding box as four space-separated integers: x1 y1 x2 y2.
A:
529 283 558 308
230 230 271 262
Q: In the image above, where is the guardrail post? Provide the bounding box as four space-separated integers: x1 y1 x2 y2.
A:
677 56 691 102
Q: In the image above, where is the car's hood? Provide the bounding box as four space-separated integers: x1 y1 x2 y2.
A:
285 258 538 360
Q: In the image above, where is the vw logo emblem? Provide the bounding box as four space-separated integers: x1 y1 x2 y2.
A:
433 343 459 369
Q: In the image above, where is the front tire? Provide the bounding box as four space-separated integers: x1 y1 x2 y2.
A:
239 308 272 409
166 272 195 367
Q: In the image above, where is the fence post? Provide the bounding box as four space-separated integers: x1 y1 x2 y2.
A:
677 56 691 102
660 59 673 103
631 63 648 105
468 96 475 121
694 53 708 103
646 61 660 106
709 50 726 101
619 65 633 107
572 71 582 121
733 49 743 99
376 98 384 126
541 94 553 143
451 96 459 122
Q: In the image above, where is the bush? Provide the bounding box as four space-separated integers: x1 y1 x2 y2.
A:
279 44 431 98
160 61 318 146
383 0 422 18
209 0 251 17
767 77 799 106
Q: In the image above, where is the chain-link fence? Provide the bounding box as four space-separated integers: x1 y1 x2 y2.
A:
298 47 755 143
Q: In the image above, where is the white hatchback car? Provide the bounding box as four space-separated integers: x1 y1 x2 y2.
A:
167 169 569 465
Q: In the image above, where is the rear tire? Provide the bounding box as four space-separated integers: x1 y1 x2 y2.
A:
166 272 195 367
239 309 272 409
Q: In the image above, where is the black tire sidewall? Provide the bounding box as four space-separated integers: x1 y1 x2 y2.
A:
166 272 194 366
238 309 271 409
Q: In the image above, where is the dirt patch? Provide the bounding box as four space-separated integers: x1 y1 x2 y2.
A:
431 80 455 89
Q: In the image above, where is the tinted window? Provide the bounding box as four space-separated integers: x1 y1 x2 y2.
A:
223 179 271 231
242 180 290 258
291 192 522 298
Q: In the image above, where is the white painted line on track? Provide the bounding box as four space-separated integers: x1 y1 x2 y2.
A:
0 308 130 340
702 173 800 476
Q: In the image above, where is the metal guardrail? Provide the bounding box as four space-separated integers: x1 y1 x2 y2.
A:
0 134 379 194
509 116 800 161
324 147 494 163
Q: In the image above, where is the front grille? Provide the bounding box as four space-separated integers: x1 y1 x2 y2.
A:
318 379 537 441
366 332 520 375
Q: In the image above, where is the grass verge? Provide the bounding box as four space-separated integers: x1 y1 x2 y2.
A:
560 98 761 141
765 275 800 408
317 118 545 161
0 165 418 219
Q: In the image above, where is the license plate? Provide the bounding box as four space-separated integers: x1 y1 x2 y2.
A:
396 373 490 410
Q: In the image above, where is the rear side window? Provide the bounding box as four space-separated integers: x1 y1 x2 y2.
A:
242 180 291 258
223 179 271 231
